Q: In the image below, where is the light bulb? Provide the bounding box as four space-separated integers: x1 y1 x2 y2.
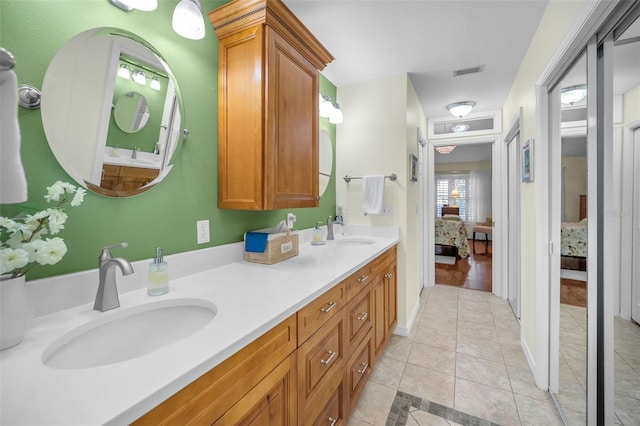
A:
329 103 343 124
172 0 205 40
150 77 161 90
117 64 130 79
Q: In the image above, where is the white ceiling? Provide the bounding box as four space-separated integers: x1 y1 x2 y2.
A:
283 0 549 119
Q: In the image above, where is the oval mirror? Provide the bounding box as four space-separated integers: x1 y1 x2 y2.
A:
319 130 333 197
113 92 149 133
41 28 184 198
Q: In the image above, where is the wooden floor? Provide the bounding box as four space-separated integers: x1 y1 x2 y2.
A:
435 240 492 292
560 278 586 307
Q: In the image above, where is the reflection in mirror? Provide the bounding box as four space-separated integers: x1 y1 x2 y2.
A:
113 92 149 133
613 13 640 423
319 129 333 197
41 28 183 198
553 50 588 421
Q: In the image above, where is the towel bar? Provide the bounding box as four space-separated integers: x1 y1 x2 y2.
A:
343 173 397 183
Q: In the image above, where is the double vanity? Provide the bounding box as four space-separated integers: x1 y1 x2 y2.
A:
0 226 399 425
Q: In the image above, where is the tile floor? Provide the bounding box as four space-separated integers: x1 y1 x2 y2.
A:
347 284 563 426
556 303 640 425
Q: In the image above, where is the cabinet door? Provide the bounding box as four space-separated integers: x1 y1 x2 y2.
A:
214 352 297 426
385 263 398 338
346 333 373 415
265 27 319 209
217 25 265 210
372 277 386 361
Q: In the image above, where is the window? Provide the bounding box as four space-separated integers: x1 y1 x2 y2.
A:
436 173 470 220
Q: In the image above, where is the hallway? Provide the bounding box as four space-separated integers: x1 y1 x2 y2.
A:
347 285 562 425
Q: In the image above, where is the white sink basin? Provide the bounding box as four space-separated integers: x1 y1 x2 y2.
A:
333 238 375 246
42 298 217 369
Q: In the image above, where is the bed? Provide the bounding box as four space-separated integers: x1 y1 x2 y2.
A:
561 219 587 271
435 216 471 259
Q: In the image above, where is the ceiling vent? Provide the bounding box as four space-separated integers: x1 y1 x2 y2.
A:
453 66 483 77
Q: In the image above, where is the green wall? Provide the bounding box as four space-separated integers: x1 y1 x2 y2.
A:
0 0 337 280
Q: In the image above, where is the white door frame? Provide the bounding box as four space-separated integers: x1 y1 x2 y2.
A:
418 128 428 291
424 135 502 296
630 123 640 323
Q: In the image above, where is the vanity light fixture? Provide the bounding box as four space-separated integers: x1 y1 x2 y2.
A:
447 101 475 118
172 0 206 40
117 63 131 79
319 95 333 118
451 124 470 133
150 76 161 90
435 145 456 154
108 0 157 12
329 103 343 124
560 84 587 105
131 70 147 85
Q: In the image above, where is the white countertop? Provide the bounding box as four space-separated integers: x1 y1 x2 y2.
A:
0 227 398 425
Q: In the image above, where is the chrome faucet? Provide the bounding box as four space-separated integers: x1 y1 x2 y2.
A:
94 242 134 312
131 146 140 159
326 216 344 241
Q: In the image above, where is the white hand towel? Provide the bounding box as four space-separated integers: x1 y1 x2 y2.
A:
362 175 385 215
0 68 28 203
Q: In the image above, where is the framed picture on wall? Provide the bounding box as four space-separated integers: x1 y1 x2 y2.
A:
410 154 418 182
522 139 534 182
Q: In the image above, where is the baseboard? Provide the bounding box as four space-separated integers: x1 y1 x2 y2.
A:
394 299 421 337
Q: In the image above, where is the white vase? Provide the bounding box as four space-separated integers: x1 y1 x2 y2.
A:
1 274 33 350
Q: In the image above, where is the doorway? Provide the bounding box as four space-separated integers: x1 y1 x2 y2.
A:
504 111 522 319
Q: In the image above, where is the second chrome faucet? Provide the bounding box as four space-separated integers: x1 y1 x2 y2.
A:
94 242 134 312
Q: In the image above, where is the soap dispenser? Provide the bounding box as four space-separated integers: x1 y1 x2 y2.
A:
148 247 168 296
312 221 325 245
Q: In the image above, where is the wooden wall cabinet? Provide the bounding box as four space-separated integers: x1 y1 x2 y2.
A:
370 246 398 361
209 0 333 210
100 164 159 192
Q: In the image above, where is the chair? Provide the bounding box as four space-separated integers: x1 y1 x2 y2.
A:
472 216 492 253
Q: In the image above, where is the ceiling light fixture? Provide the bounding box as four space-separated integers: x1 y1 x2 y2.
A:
560 84 587 105
172 0 206 40
451 124 470 133
435 146 456 154
131 70 147 85
117 63 131 79
150 76 161 91
447 101 475 118
329 103 343 124
319 95 333 118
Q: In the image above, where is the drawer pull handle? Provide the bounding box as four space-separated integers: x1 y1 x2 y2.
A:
321 301 337 313
357 362 369 374
357 312 368 321
385 272 393 279
328 417 337 426
320 350 336 365
357 274 368 282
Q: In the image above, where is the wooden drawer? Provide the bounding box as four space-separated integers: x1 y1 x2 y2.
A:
346 284 372 352
345 264 372 300
298 282 346 344
346 332 373 414
298 308 346 420
133 314 297 426
370 246 396 274
303 377 345 426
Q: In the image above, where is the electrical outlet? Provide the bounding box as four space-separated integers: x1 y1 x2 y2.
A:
382 205 393 216
197 220 210 244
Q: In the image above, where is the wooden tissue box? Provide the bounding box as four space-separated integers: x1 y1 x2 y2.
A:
244 231 299 265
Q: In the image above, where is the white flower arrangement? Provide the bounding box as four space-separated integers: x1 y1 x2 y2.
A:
0 181 86 278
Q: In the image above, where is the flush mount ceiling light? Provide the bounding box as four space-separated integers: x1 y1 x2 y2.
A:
117 63 131 79
329 103 343 124
451 124 470 133
447 101 475 118
435 145 456 154
172 0 206 40
131 70 147 85
108 0 157 12
150 76 161 90
561 84 587 105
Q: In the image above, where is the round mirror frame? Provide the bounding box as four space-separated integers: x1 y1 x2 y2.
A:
41 28 185 198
